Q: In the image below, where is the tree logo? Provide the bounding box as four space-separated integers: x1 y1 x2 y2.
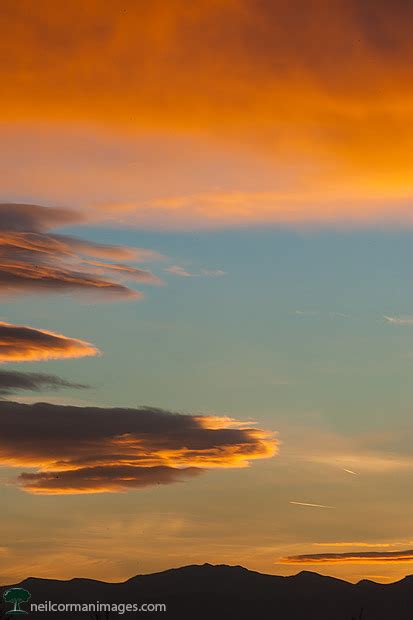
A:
3 588 31 615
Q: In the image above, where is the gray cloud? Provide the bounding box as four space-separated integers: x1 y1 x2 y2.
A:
19 465 200 494
0 204 81 232
0 370 88 396
280 550 413 564
0 203 162 299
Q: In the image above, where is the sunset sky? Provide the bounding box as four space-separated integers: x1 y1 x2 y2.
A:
2 0 413 585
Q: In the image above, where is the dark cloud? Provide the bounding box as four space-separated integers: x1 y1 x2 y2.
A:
280 550 413 564
0 401 277 494
0 370 87 396
0 203 81 232
0 321 98 362
19 465 200 494
0 204 162 299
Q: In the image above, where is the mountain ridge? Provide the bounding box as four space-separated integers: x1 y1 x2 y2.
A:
1 564 413 618
4 563 408 587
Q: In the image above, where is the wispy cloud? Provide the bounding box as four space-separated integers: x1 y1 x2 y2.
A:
164 265 226 278
0 370 88 396
200 269 226 277
313 542 396 548
280 549 413 564
0 204 162 300
0 321 98 362
293 310 319 316
164 265 194 277
384 315 413 326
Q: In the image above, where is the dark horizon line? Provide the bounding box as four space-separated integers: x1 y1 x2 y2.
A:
1 562 412 589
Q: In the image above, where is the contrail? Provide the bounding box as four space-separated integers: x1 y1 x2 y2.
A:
289 501 334 509
343 468 359 475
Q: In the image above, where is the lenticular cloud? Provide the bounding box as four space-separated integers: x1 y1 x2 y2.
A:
0 401 278 494
0 203 161 299
0 322 99 362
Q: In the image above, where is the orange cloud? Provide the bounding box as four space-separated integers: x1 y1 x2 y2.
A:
313 542 396 548
80 260 163 284
0 322 98 362
280 550 413 565
0 402 278 494
2 0 413 230
0 204 162 298
105 189 413 230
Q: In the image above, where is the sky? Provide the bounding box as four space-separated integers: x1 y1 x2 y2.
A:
1 0 413 585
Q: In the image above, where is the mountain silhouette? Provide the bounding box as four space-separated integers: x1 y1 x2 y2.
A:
1 563 413 618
